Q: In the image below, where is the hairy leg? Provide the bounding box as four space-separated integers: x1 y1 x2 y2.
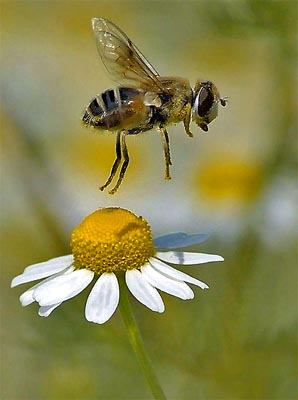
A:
159 126 172 180
99 131 122 191
109 131 130 194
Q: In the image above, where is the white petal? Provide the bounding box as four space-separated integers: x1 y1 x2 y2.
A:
11 255 74 288
24 255 74 273
156 251 224 265
125 269 165 313
141 263 194 300
150 257 209 289
20 286 37 306
85 273 119 324
19 266 75 306
154 232 209 249
37 265 77 315
38 303 62 317
33 269 94 306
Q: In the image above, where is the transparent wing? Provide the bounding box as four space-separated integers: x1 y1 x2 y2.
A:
92 18 162 90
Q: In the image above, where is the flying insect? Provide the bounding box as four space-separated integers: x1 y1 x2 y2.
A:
82 18 226 194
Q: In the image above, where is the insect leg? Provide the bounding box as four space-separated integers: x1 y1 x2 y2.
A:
99 131 122 191
183 104 194 137
159 126 172 180
109 131 129 195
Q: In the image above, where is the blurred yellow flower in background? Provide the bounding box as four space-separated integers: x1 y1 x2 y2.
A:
195 155 264 206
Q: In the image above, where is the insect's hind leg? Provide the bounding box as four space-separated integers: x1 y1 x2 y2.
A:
109 132 130 195
99 131 122 192
159 126 172 180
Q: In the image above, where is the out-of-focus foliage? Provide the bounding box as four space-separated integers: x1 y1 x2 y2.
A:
1 1 297 399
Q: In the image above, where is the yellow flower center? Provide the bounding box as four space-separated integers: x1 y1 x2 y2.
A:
70 208 154 274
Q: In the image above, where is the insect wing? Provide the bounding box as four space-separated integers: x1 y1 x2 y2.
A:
91 18 162 90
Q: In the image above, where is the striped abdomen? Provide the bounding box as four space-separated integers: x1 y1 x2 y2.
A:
82 87 152 132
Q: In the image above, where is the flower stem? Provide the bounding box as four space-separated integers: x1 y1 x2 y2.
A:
118 274 167 400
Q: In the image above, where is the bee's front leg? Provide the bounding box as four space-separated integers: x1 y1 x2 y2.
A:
159 126 172 181
183 104 194 137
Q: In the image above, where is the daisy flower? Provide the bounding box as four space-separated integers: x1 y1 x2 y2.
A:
11 207 224 324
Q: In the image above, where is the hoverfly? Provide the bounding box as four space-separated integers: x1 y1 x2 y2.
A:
82 18 226 194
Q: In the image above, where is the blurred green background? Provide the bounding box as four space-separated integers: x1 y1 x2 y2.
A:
1 1 297 399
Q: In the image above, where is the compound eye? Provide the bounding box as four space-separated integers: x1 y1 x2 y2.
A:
196 86 214 118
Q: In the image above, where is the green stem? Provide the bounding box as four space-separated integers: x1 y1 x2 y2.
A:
118 274 167 400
